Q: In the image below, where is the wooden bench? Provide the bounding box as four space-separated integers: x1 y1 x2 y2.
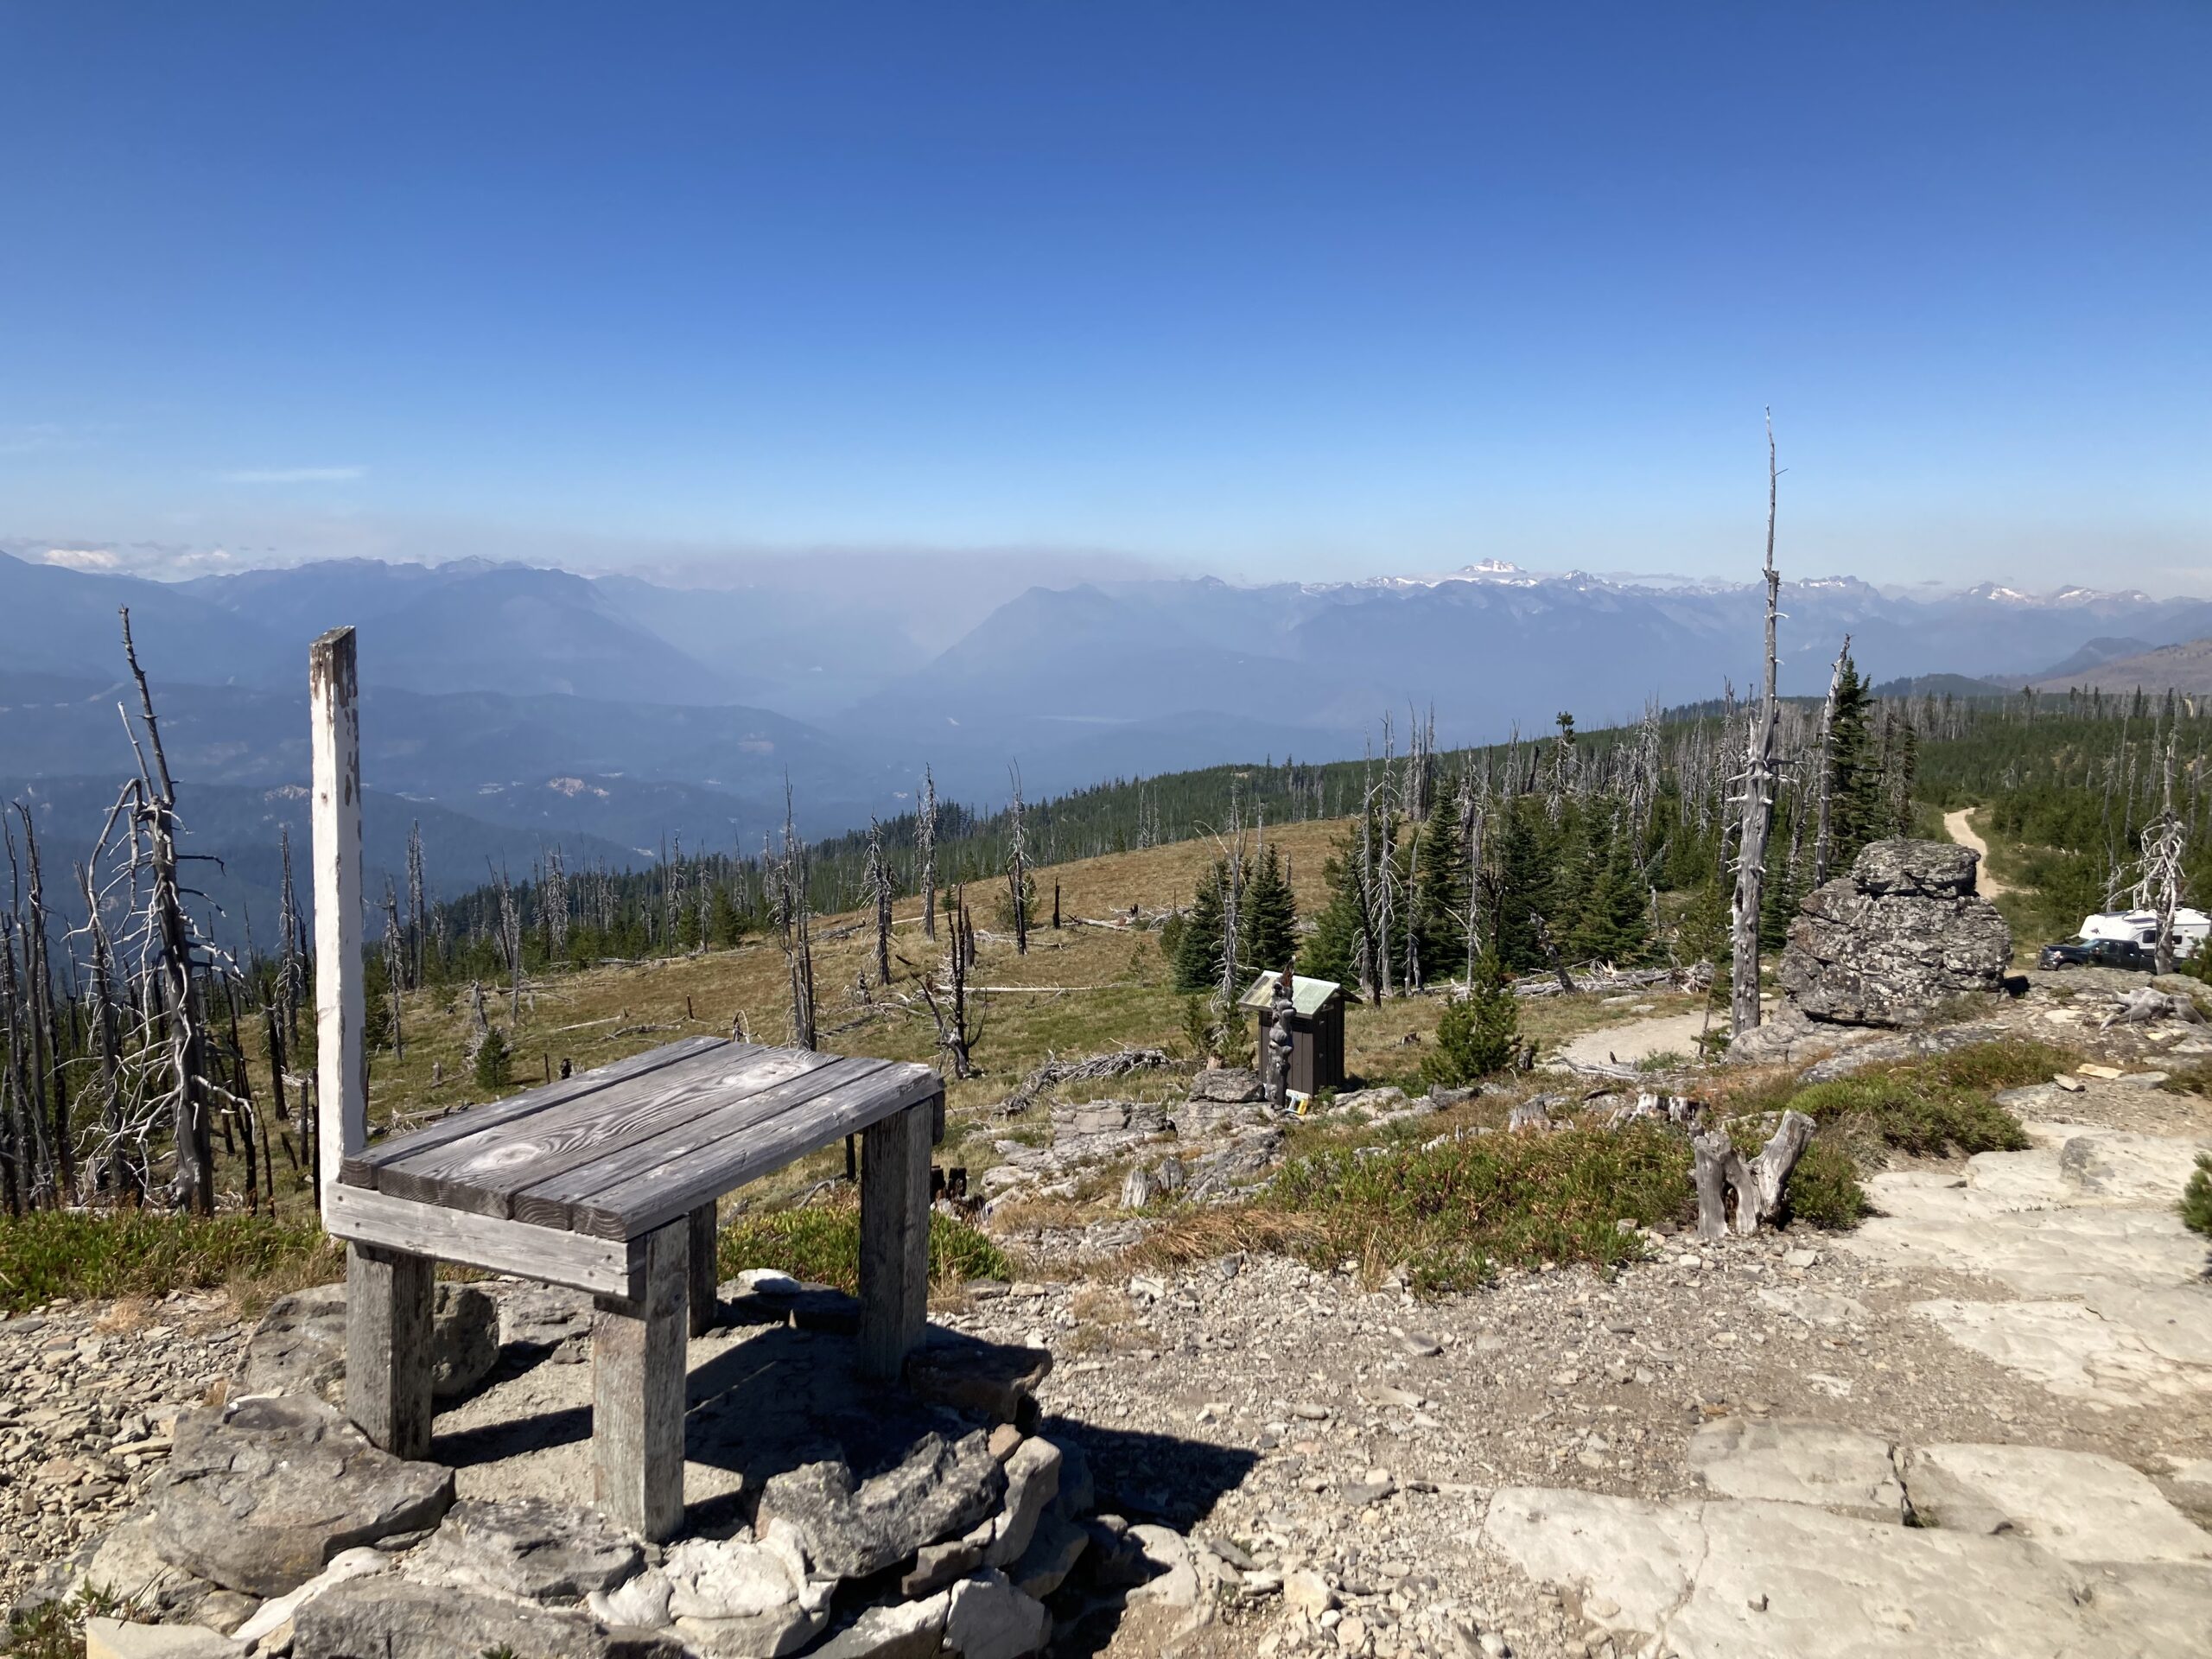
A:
325 1036 942 1540
305 625 944 1541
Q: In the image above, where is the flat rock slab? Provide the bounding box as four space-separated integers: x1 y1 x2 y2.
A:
61 1512 216 1621
493 1281 594 1360
1910 1298 2208 1409
1688 1418 1904 1522
144 1395 454 1598
1841 1122 2212 1408
83 1620 242 1659
234 1282 500 1404
293 1576 681 1659
404 1495 643 1599
755 1431 1004 1580
906 1332 1053 1424
1906 1444 2212 1565
1479 1485 2212 1656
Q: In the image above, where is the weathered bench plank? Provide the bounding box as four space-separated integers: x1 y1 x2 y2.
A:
557 1061 940 1239
340 1035 728 1189
376 1043 830 1217
324 1180 642 1298
504 1053 898 1232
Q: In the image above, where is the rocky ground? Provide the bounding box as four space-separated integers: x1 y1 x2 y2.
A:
4 958 2210 1657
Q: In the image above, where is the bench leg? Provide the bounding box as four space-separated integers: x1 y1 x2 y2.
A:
345 1243 433 1459
859 1095 935 1382
594 1218 688 1541
687 1201 718 1338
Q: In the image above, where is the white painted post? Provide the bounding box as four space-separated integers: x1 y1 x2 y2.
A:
309 626 365 1209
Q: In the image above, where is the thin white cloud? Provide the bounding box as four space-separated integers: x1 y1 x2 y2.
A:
28 542 260 579
41 547 124 572
218 466 366 485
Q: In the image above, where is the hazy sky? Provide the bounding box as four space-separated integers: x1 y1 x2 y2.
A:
4 3 2208 592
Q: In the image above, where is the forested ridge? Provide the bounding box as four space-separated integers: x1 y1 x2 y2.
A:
3 645 2205 1219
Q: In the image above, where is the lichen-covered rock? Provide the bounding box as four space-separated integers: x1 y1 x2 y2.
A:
1777 839 2012 1028
754 1431 1005 1580
233 1281 500 1405
291 1575 680 1658
1186 1067 1265 1104
143 1395 454 1597
942 1570 1052 1659
404 1496 643 1600
903 1334 1053 1425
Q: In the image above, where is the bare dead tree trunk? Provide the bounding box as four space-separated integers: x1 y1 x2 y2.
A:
864 817 893 987
777 786 817 1050
1007 764 1030 957
78 858 136 1204
907 885 979 1077
120 610 218 1214
918 766 938 943
277 825 303 1042
1811 635 1852 887
404 820 427 988
14 808 72 1203
1730 412 1783 1040
380 878 406 1060
2140 730 2185 976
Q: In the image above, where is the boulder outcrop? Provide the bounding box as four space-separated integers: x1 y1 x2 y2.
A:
1777 839 2012 1028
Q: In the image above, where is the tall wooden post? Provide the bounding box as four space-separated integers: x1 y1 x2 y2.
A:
309 626 365 1205
314 626 432 1456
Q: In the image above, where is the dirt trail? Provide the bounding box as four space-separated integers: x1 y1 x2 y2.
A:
1944 806 2013 899
1554 1010 1713 1071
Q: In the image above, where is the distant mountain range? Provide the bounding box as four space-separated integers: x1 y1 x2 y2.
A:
4 548 2209 913
2025 637 2212 697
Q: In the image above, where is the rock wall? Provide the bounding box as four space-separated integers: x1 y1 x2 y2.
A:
1777 839 2012 1028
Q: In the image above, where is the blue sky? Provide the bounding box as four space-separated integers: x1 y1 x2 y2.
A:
3 3 2208 591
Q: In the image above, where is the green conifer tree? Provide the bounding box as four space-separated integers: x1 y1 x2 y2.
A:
1575 833 1653 963
1410 794 1471 983
474 1027 511 1093
1825 656 1881 874
1420 950 1518 1088
1237 842 1300 976
1300 836 1366 988
1488 804 1549 973
1173 862 1229 992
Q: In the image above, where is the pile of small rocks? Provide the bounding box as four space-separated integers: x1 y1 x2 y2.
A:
16 1274 1213 1659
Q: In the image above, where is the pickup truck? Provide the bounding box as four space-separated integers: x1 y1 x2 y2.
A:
2038 937 2154 971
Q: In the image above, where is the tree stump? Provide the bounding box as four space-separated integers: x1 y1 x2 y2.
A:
1693 1110 1815 1239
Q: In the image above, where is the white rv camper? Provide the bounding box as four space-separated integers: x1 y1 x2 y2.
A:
2079 908 2209 958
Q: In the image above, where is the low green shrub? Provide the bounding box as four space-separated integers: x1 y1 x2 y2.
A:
1777 1134 1867 1229
0 1575 143 1656
1787 1074 2030 1160
717 1200 1011 1291
1265 1124 1694 1292
1783 1040 2056 1162
0 1210 337 1316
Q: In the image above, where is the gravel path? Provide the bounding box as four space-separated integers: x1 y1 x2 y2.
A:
1943 808 2012 899
1554 1013 1712 1071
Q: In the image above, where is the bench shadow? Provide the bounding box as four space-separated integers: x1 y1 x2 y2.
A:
429 1315 1260 1588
